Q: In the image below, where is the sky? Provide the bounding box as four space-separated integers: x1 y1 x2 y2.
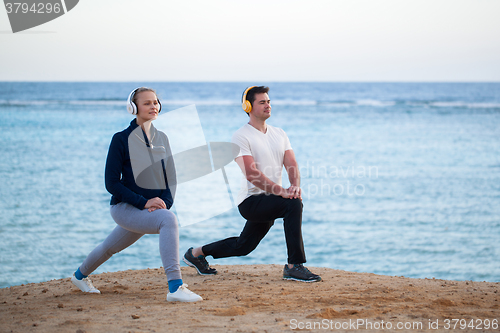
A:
0 0 499 81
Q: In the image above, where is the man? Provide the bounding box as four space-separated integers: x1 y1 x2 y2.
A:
184 86 321 282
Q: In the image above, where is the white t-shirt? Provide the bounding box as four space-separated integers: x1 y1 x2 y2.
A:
232 123 292 205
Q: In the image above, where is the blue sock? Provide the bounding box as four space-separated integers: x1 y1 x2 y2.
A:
168 279 183 293
74 268 87 280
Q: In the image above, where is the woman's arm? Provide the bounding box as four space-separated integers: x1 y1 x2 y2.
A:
158 132 175 209
105 133 148 209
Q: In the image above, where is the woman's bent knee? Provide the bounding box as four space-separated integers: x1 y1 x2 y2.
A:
156 209 178 230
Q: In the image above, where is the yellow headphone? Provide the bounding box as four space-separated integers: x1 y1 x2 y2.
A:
242 86 256 113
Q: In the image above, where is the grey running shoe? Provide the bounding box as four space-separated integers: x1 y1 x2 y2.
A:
183 247 217 275
283 264 321 282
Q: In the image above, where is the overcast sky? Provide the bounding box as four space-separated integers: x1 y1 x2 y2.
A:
1 0 499 81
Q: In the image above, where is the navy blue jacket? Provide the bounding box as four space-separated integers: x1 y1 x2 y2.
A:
105 119 174 209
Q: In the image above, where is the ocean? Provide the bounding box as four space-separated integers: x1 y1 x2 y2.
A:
0 82 499 288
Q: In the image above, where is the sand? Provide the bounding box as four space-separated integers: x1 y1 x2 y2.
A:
1 265 498 332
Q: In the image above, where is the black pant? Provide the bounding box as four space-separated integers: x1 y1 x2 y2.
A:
202 194 306 264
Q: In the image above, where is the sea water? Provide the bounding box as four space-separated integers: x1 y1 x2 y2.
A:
0 82 499 288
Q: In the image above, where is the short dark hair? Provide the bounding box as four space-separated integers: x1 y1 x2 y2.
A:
244 86 270 106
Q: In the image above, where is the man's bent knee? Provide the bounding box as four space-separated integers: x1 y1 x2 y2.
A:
288 198 303 211
232 240 260 257
233 246 256 257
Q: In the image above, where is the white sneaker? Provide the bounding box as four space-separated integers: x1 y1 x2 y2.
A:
71 274 101 294
166 284 202 302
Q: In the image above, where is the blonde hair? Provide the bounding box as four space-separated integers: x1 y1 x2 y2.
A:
132 87 158 105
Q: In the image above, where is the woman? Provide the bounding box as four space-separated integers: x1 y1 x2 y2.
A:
71 87 202 302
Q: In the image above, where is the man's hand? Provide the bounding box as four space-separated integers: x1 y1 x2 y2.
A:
276 186 291 199
144 197 166 212
286 185 302 200
276 186 301 199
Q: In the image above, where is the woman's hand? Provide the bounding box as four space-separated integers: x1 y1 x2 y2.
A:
144 197 166 212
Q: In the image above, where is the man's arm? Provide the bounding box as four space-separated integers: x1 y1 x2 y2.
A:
283 149 301 199
235 155 291 198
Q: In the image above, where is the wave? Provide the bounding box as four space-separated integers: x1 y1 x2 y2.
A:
1 99 500 109
0 100 125 107
428 102 500 109
0 99 238 107
315 100 397 107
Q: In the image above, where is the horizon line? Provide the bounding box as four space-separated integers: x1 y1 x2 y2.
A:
1 80 500 83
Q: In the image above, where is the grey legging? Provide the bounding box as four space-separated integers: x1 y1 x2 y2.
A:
79 202 181 281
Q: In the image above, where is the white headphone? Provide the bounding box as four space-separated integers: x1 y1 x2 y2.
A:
127 87 162 115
